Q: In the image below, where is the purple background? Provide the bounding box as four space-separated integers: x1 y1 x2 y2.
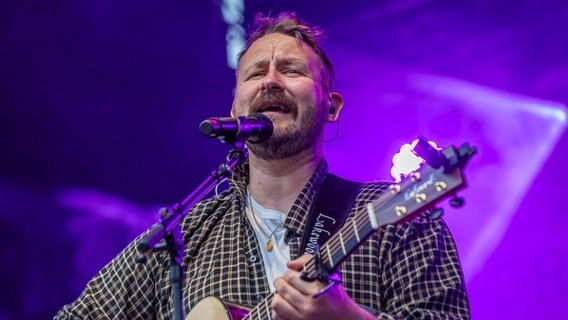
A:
1 1 567 319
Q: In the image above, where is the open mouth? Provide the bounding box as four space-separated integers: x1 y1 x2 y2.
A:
257 104 292 113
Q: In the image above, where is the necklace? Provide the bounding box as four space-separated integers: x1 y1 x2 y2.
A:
247 191 285 252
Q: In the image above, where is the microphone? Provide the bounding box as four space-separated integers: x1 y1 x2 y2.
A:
199 113 273 144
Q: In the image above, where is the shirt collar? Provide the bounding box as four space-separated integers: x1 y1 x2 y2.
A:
229 156 329 239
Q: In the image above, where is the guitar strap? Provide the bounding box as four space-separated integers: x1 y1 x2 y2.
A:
300 173 362 256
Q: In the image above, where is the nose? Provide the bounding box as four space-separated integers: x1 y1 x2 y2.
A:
261 69 283 92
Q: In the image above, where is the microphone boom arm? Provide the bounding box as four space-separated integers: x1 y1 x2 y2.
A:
135 145 248 320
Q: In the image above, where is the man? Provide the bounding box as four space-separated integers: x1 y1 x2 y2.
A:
56 12 470 319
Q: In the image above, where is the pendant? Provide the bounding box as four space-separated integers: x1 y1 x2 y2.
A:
265 239 273 252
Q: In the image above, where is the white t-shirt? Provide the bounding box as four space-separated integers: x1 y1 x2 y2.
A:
245 193 291 292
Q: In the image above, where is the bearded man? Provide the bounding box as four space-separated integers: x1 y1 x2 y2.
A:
56 12 470 320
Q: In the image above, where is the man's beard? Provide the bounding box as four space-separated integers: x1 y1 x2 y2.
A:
246 93 327 161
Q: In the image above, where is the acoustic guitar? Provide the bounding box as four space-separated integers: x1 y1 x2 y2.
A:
186 141 476 320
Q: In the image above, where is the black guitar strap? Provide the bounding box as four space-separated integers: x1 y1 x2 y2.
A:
300 173 362 255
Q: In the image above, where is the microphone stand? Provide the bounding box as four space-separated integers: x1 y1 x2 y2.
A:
135 141 247 320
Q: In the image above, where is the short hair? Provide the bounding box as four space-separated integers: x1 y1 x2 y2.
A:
237 12 335 92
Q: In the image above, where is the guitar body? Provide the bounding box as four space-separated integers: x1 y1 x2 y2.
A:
186 296 251 320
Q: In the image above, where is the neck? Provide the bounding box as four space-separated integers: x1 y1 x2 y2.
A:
248 144 323 214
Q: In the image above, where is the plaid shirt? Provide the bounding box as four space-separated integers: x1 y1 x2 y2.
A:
55 159 470 319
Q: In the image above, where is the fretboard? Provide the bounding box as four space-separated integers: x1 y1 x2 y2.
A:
244 200 380 320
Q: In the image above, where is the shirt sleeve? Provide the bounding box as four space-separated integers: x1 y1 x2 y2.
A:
376 218 470 319
53 233 162 320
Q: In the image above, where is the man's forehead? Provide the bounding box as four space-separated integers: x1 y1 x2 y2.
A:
243 33 315 63
245 56 307 68
239 33 320 71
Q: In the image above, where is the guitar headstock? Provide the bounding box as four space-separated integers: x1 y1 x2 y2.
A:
372 140 477 227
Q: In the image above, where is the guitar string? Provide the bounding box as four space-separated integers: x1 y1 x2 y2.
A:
323 174 430 265
318 206 371 268
251 182 434 319
250 219 367 320
247 204 378 320
325 195 429 271
257 212 437 318
309 198 387 276
249 292 275 320
295 191 395 289
331 193 393 260
247 219 371 320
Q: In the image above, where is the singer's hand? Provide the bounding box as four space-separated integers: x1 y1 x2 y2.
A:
271 255 374 320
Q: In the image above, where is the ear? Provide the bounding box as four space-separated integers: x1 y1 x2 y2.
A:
326 92 344 122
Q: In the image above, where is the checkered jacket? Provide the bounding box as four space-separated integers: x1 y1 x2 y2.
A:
55 159 470 319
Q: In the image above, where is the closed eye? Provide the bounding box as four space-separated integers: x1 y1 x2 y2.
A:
282 69 301 76
246 72 266 80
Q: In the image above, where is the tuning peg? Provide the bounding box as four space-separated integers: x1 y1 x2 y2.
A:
413 136 444 169
430 208 444 220
450 196 465 208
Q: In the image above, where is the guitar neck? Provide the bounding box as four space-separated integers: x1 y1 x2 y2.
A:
242 146 475 320
244 204 380 320
300 202 381 281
